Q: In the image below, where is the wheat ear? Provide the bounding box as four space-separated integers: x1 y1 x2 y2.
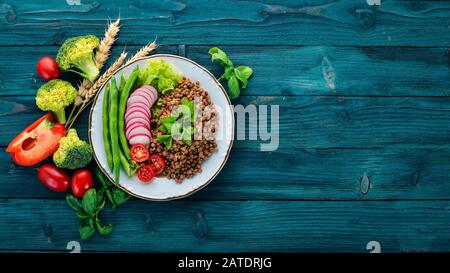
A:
125 41 158 66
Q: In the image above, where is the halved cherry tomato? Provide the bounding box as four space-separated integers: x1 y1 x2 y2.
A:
137 165 155 183
7 113 66 166
147 154 165 175
36 56 61 81
37 163 70 192
71 169 93 198
130 144 149 163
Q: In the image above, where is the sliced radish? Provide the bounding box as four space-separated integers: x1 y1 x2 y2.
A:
129 135 151 146
126 103 151 115
133 92 153 106
125 116 150 127
125 108 151 121
126 123 150 138
127 96 151 108
128 127 152 138
126 121 150 130
126 104 151 114
141 85 158 102
133 88 157 105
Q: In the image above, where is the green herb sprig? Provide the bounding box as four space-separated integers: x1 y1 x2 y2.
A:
208 47 253 99
65 167 131 240
157 97 196 149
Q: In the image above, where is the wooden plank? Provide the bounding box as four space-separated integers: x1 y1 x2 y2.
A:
188 45 450 96
0 45 178 96
2 147 450 200
0 199 450 252
3 96 450 149
1 0 450 46
2 45 449 96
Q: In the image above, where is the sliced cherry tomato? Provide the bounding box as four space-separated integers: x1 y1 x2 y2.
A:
130 144 150 163
7 113 66 166
147 154 166 175
37 163 70 192
71 169 93 198
36 56 61 81
137 164 155 183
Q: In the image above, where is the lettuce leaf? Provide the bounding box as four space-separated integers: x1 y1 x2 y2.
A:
137 59 182 94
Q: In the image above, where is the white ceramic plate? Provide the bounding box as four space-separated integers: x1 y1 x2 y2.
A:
89 54 234 200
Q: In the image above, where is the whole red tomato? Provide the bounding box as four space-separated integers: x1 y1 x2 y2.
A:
37 163 70 192
36 56 61 81
71 169 93 198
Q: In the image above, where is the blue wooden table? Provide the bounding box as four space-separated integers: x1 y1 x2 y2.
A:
1 0 450 253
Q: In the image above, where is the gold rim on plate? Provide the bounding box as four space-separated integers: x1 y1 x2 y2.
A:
88 54 234 201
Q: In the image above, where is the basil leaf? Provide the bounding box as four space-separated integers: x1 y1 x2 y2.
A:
76 211 91 221
166 137 173 149
82 189 97 215
113 188 131 207
79 225 95 240
96 167 109 188
89 217 95 229
95 218 113 236
208 47 232 67
156 135 173 149
234 66 253 88
106 190 116 209
96 199 106 213
96 189 105 206
65 194 82 211
227 76 240 99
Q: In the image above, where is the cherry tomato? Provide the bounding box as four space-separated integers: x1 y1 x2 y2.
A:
36 56 61 81
130 144 150 163
37 163 70 192
71 169 93 198
7 113 66 166
147 154 166 175
137 165 155 183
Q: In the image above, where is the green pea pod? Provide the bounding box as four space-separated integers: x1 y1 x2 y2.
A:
118 68 139 160
119 148 135 177
119 74 127 93
102 83 113 171
109 77 121 184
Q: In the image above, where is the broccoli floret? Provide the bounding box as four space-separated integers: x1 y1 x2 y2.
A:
53 129 93 169
35 79 77 124
56 35 100 82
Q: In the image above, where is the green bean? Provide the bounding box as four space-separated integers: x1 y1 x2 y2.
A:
118 68 139 160
119 148 135 177
119 74 127 93
109 77 121 184
102 83 113 171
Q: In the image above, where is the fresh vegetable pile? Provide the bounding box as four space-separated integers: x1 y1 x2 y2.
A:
6 19 157 240
6 16 253 240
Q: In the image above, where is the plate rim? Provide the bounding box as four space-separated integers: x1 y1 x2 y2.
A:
88 54 234 201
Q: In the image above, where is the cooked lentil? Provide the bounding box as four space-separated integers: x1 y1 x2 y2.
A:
150 78 218 182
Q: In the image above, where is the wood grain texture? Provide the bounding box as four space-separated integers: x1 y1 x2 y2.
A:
0 0 449 46
2 96 450 149
2 0 450 254
1 199 450 252
1 45 449 96
2 147 450 200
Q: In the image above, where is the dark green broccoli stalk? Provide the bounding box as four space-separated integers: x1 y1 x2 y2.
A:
35 79 77 124
56 35 100 82
53 129 93 169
